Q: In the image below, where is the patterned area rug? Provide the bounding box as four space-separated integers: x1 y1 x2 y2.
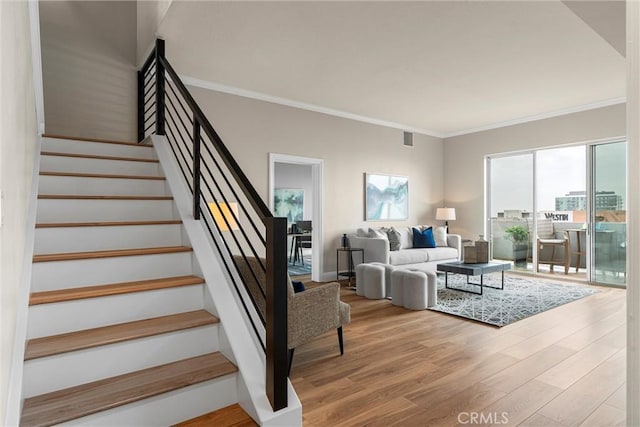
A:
428 273 599 327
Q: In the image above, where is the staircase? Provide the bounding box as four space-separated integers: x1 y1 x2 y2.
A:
20 135 252 426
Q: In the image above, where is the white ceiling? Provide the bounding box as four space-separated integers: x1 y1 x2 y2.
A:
158 1 626 138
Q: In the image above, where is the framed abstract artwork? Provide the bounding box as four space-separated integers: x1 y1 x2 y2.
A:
365 173 408 221
273 188 304 224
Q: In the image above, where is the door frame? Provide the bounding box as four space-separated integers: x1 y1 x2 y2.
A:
268 153 323 282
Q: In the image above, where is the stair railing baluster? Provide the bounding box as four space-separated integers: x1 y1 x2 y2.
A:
193 120 201 220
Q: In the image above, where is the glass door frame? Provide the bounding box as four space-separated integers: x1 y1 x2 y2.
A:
587 139 627 286
485 150 539 272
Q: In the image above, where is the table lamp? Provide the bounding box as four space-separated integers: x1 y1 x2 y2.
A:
436 207 456 230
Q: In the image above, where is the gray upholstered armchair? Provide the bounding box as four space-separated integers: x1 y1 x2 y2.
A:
233 256 351 375
287 277 351 374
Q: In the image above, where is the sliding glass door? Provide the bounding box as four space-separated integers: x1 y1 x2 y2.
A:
535 146 586 276
487 140 627 287
487 153 533 272
591 142 627 286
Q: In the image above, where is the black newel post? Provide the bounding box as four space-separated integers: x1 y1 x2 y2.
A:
266 217 288 411
155 39 166 136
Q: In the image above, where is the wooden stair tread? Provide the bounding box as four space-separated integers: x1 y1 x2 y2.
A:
30 275 205 305
43 133 146 147
33 246 193 263
40 171 165 180
20 352 238 427
36 220 182 228
41 151 159 163
25 310 219 360
38 195 172 200
174 403 257 427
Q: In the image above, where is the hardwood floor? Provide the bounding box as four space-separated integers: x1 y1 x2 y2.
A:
292 275 626 426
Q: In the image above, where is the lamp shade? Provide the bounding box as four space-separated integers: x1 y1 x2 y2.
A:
436 207 456 221
209 202 239 231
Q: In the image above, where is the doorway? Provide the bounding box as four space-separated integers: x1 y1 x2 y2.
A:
268 153 323 282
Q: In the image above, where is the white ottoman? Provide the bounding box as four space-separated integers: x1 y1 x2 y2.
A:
390 269 407 306
355 263 386 299
370 262 395 298
355 263 368 296
391 269 438 310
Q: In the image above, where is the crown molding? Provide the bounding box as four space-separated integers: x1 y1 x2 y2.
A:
180 75 626 141
180 75 445 138
442 97 627 138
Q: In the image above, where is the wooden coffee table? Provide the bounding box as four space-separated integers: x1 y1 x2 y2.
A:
437 261 511 295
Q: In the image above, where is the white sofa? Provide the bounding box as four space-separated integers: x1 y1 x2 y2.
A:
349 226 462 272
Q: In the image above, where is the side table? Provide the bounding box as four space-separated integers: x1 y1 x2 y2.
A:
336 247 364 288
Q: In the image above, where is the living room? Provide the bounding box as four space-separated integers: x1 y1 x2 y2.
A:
2 0 638 425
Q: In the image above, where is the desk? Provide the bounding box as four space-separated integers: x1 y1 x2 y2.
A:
336 248 364 287
289 233 311 265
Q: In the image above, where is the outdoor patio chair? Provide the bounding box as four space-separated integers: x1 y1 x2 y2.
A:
535 219 569 274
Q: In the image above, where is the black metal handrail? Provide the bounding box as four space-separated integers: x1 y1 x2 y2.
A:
137 39 288 411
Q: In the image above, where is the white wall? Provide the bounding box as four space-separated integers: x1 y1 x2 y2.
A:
444 103 626 240
274 163 313 221
0 1 38 421
136 0 173 66
39 1 137 141
187 86 445 275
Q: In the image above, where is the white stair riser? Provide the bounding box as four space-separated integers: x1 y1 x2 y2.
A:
40 155 161 176
60 375 237 426
43 138 156 159
34 224 185 253
23 325 220 397
36 199 177 222
31 252 195 291
38 175 168 196
27 285 205 338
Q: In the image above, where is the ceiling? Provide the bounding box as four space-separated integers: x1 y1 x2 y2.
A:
157 1 626 138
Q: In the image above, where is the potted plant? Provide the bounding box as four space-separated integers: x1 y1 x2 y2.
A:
503 225 529 261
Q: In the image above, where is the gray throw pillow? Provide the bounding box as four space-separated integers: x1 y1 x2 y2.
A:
368 228 388 239
356 228 369 237
387 227 401 251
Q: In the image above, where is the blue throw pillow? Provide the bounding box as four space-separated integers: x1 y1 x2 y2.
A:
412 227 436 248
292 281 306 293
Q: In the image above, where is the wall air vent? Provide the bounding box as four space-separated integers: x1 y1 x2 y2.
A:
403 131 413 147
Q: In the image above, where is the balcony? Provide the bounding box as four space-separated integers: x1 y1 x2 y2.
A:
490 217 626 285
